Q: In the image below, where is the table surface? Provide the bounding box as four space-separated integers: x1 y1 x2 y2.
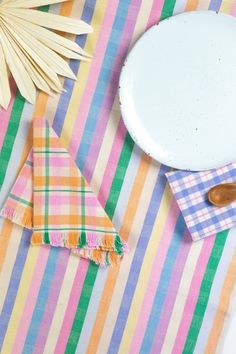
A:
1 1 236 354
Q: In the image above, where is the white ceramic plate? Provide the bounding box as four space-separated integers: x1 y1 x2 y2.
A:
119 11 236 171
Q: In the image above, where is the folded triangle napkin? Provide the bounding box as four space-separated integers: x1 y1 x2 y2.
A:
1 117 127 266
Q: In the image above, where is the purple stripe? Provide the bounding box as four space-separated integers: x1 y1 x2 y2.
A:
52 0 96 137
27 2 96 345
151 230 191 353
33 249 70 353
0 229 32 350
83 1 142 183
209 0 222 11
76 0 142 177
107 164 170 354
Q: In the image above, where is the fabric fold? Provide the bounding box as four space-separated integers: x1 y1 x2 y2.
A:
1 117 127 266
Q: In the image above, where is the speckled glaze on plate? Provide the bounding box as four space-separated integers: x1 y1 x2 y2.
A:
119 11 236 171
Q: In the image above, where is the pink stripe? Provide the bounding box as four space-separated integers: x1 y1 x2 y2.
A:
83 1 142 183
172 236 215 354
54 259 89 354
97 119 126 207
130 200 179 353
0 81 17 150
68 0 119 158
150 230 192 353
12 247 50 354
147 0 166 28
33 249 70 354
231 2 236 16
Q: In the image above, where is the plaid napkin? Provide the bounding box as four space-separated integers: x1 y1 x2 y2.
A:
166 164 236 241
1 117 127 266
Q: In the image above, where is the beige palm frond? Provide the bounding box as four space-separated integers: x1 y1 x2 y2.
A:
0 0 93 109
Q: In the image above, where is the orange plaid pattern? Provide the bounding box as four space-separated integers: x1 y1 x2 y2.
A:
1 117 127 266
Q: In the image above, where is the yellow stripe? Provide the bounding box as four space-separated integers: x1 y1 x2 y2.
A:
86 153 152 353
0 96 51 350
118 184 173 353
97 161 159 353
84 1 156 351
1 247 40 354
220 0 234 13
0 1 103 349
43 255 81 353
42 0 109 349
60 0 108 149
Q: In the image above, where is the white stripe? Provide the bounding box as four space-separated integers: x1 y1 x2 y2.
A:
43 255 81 353
96 162 158 354
75 267 108 354
75 145 142 353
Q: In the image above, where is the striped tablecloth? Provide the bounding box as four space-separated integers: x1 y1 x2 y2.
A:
1 1 236 353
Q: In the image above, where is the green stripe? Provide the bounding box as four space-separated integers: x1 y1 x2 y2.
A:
160 0 176 20
78 177 87 248
0 93 25 189
105 133 134 219
34 189 92 193
65 132 134 352
183 230 228 354
9 194 33 207
38 5 50 12
65 262 98 354
33 150 68 154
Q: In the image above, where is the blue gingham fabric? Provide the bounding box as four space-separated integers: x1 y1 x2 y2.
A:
166 163 236 241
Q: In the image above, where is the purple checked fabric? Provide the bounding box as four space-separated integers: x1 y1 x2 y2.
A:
166 163 236 241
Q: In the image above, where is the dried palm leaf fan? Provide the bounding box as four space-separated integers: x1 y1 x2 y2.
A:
0 0 93 109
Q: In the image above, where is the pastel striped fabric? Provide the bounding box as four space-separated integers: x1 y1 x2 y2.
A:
166 163 236 241
1 117 126 266
1 1 236 353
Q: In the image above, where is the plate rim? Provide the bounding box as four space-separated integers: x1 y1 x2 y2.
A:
118 10 236 171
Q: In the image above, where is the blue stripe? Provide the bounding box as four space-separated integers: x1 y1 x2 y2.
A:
22 248 60 354
209 0 222 11
107 164 170 354
0 3 95 350
75 0 131 172
140 214 186 353
53 0 96 137
0 229 31 350
11 3 96 352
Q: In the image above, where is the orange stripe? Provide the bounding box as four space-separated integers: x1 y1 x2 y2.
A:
86 154 151 354
34 175 83 187
34 137 63 149
185 0 198 11
0 92 49 270
0 221 14 272
60 0 74 16
34 214 113 227
0 0 77 270
204 247 236 353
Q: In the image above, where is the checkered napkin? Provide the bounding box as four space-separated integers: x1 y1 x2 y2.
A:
1 117 127 266
166 164 236 241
